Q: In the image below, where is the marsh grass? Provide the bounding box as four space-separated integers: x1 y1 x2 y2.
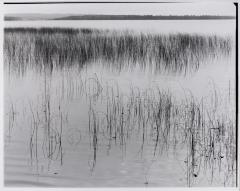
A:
21 70 69 174
4 27 236 186
82 74 236 186
5 69 236 186
4 27 232 76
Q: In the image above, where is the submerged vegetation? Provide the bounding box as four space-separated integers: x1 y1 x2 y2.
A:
4 27 232 75
4 27 236 187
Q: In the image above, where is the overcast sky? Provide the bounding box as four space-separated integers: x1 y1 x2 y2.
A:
4 2 235 16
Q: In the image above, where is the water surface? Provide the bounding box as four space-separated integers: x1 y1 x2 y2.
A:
4 20 236 187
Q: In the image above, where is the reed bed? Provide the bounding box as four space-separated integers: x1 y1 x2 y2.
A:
4 27 233 75
4 27 236 186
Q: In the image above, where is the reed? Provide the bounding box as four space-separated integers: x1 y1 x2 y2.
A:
83 75 236 186
4 27 233 76
6 70 235 185
4 27 235 186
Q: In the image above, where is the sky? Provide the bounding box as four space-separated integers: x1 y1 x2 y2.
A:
4 2 236 16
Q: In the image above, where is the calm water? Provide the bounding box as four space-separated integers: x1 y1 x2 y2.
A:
5 20 235 35
4 20 236 187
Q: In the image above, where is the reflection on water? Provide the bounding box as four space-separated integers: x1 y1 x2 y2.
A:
4 26 236 187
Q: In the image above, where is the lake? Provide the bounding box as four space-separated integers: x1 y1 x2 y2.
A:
4 20 235 35
4 20 236 187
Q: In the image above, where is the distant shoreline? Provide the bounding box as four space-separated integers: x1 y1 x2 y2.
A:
5 15 236 21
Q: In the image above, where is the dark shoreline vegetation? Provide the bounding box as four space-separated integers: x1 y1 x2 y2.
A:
4 15 236 21
4 27 236 186
54 15 236 20
4 27 233 75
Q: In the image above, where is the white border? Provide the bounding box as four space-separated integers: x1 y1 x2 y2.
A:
0 1 238 191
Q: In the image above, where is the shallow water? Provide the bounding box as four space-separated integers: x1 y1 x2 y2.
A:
4 20 236 187
5 20 235 35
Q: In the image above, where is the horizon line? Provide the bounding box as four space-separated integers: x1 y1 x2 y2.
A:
4 1 187 5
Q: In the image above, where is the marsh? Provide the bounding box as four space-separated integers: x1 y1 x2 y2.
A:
4 19 236 187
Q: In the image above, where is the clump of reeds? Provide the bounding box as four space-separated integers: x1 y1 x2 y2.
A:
4 27 235 186
83 75 236 186
4 27 233 76
5 70 236 185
